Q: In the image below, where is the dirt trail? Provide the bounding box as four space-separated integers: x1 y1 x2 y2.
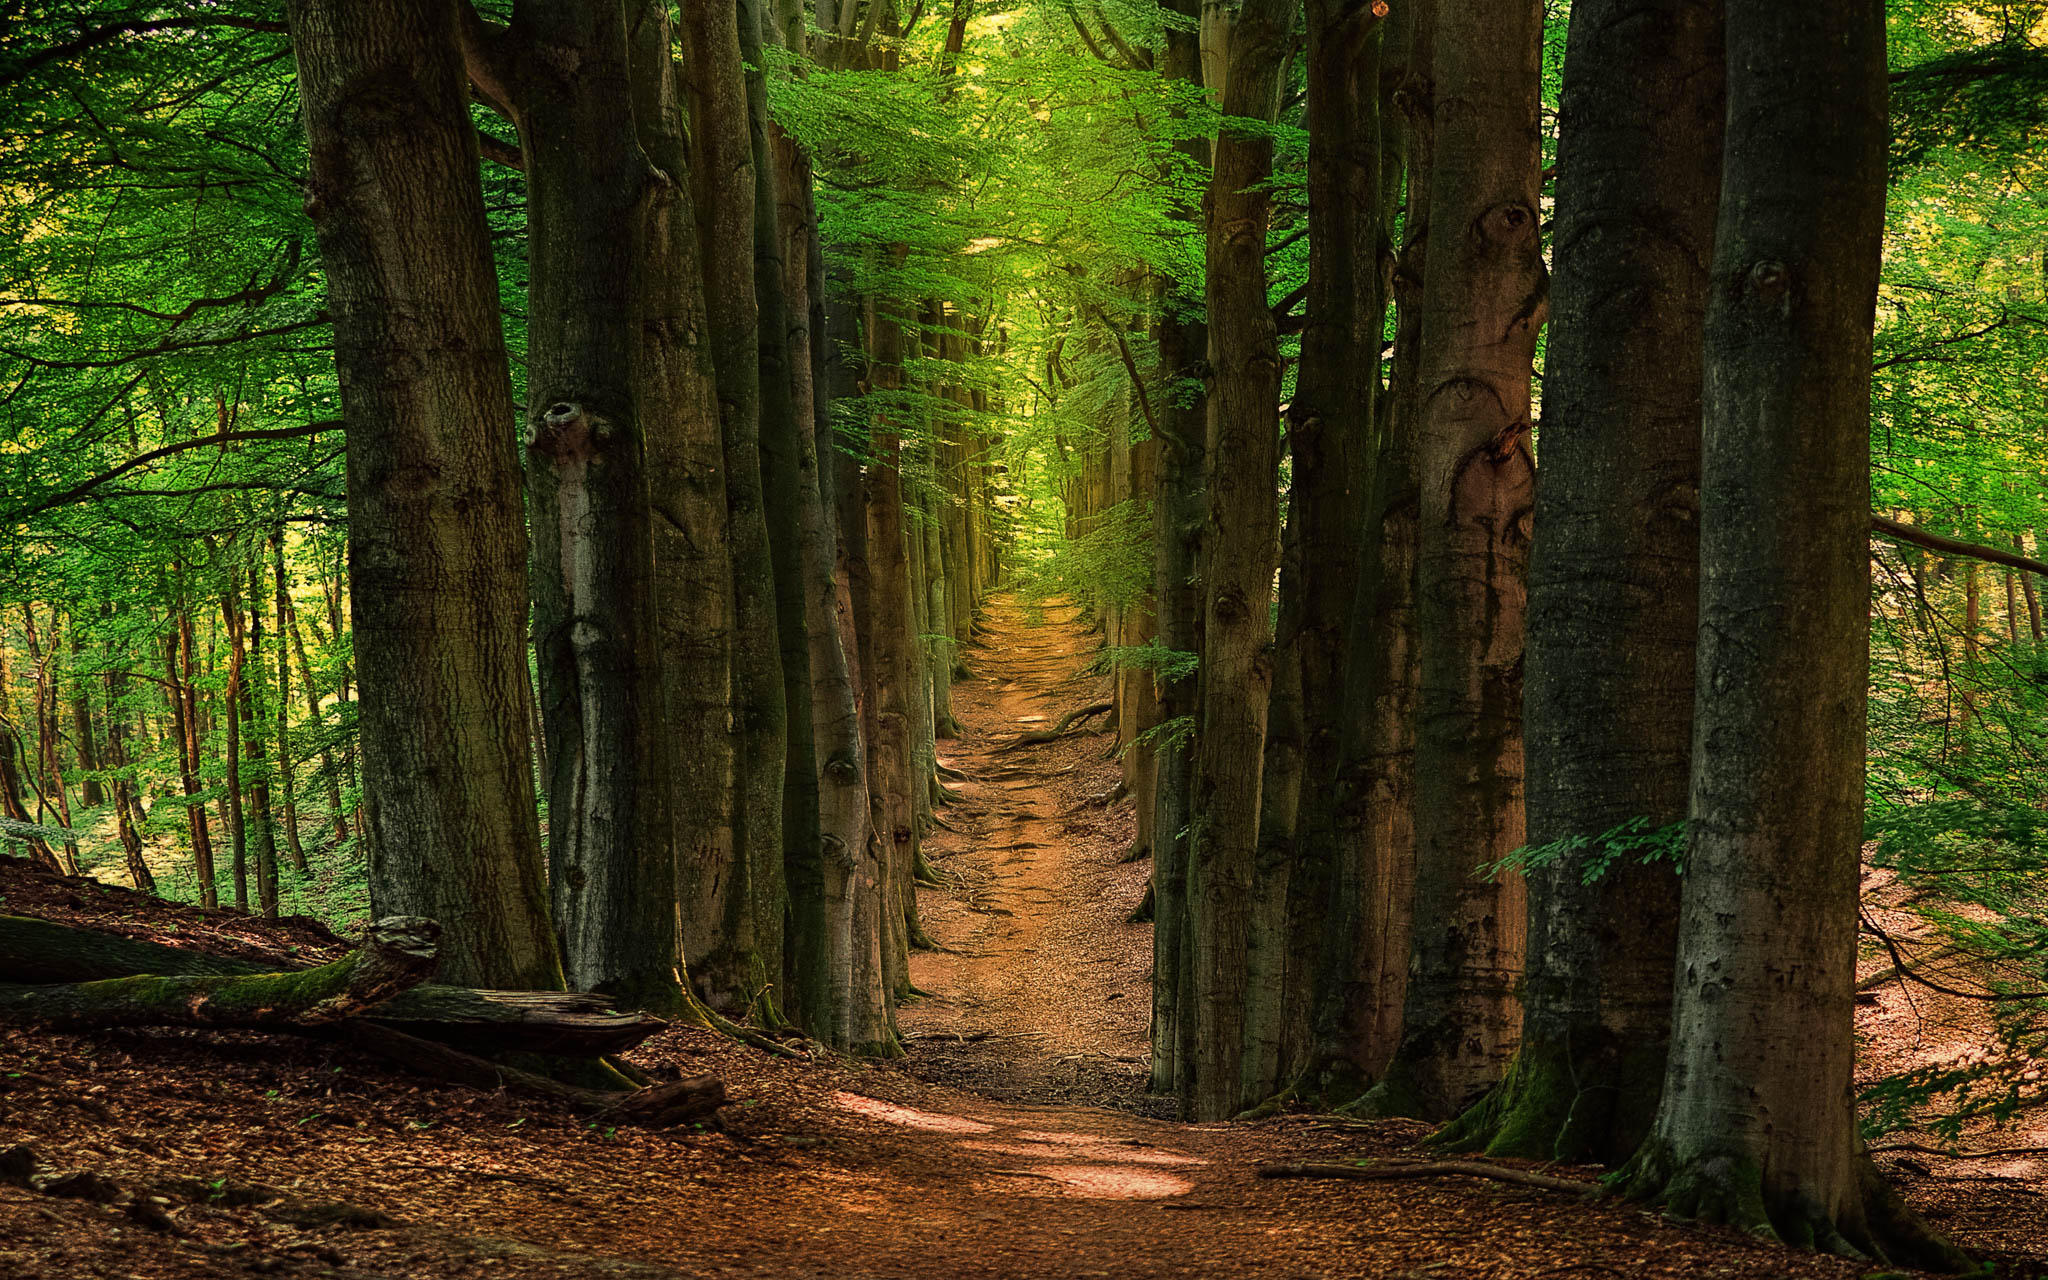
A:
899 594 1156 1110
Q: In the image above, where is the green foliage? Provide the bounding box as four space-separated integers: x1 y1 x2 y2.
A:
1484 817 1687 885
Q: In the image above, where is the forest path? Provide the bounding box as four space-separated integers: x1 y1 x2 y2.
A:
897 594 1158 1110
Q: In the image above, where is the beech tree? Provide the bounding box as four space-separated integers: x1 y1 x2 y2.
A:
1366 0 1544 1122
285 0 560 993
1614 0 1957 1265
1439 0 1721 1163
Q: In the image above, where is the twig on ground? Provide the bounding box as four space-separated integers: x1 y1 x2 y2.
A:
1256 1160 1596 1195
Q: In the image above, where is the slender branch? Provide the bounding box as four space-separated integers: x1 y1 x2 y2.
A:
8 423 342 523
2 15 287 88
1872 515 2048 579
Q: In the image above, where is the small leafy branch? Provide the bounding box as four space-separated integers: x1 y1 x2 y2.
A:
1482 816 1687 884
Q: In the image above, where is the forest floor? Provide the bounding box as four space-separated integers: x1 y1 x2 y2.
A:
0 596 2044 1278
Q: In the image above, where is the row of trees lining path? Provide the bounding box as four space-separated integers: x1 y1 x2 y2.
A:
7 0 2048 1273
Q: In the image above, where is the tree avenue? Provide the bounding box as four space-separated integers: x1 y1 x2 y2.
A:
5 0 2048 1271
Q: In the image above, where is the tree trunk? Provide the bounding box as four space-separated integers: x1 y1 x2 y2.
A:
21 607 80 875
65 627 103 809
770 74 885 1047
0 913 665 1057
1149 0 1207 1100
280 564 348 846
621 0 741 1025
1246 0 1388 1108
1184 0 1294 1121
219 584 250 912
162 601 216 907
237 565 281 916
741 0 800 1028
286 0 562 991
681 0 788 1014
1615 3 1960 1265
2021 536 2041 643
271 533 310 873
1366 0 1542 1121
506 0 685 1013
1438 0 1719 1164
97 604 154 894
1294 0 1422 1113
864 300 919 1018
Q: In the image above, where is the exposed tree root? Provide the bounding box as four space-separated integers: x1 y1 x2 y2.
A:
998 701 1113 751
1257 1160 1596 1196
1119 839 1152 863
1611 1139 1974 1272
935 761 970 782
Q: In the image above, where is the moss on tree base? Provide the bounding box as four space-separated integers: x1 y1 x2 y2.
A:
1431 1035 1663 1165
1612 1139 1974 1273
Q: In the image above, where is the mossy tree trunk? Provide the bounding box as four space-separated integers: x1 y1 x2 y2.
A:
1437 0 1720 1166
1367 0 1542 1122
1615 2 1961 1268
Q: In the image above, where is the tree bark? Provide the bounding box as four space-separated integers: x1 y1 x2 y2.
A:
286 0 561 990
1438 0 1720 1164
1366 0 1542 1121
1298 0 1423 1111
1149 0 1207 1101
162 598 216 906
507 0 685 1013
1184 0 1294 1121
279 560 348 846
1616 3 1960 1266
681 0 789 1015
1246 0 1388 1108
620 0 742 1026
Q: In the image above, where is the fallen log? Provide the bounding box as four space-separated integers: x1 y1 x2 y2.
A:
0 915 664 1056
0 917 439 1031
1256 1160 1597 1195
338 1022 723 1126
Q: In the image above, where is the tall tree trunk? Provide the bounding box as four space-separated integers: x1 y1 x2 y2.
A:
504 0 685 1012
2020 535 2041 643
681 0 789 1013
1298 0 1423 1111
742 0 800 1028
1149 0 1207 1100
1440 0 1720 1164
99 611 153 894
864 298 919 1018
769 57 885 1046
287 0 562 990
0 640 59 872
622 0 741 1024
1184 0 1294 1121
245 564 281 914
1616 3 1958 1265
219 583 249 912
1366 0 1542 1121
1245 0 1388 1108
